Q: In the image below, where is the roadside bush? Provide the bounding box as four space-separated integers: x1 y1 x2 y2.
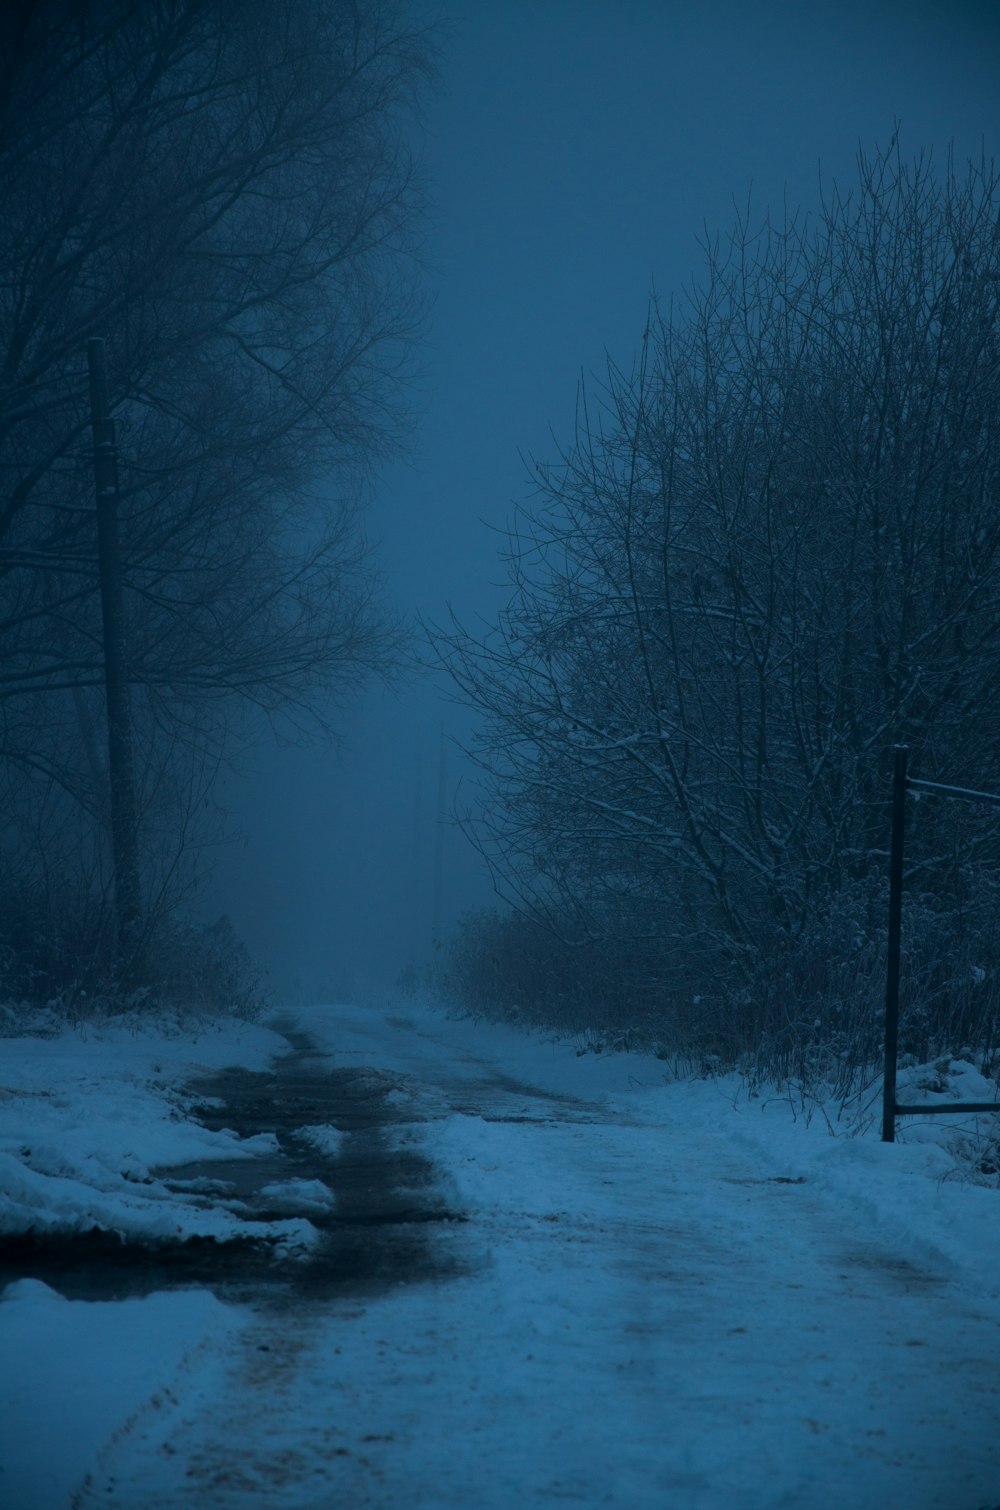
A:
431 905 730 1061
144 914 265 1020
0 882 264 1021
434 875 1000 1096
429 907 646 1035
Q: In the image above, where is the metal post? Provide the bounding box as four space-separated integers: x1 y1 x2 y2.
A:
882 744 908 1143
88 338 142 975
431 722 447 951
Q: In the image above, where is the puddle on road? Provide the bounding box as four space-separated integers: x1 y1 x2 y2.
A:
0 1025 467 1307
0 1227 285 1302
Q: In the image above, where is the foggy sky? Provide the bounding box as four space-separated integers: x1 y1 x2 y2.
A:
204 0 1000 1002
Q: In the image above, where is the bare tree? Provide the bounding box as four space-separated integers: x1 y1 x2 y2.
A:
439 142 1000 1007
0 0 433 983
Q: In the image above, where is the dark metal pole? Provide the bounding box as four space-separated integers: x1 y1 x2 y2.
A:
87 338 142 976
431 722 447 952
882 744 908 1143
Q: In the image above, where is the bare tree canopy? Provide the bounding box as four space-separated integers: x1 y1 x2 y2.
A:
439 142 1000 1014
0 0 430 752
0 0 433 991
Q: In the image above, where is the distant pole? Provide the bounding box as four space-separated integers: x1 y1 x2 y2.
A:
882 744 909 1143
431 723 447 951
409 740 424 967
87 338 142 974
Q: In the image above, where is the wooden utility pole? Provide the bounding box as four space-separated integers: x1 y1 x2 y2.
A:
431 723 447 951
409 739 424 966
87 338 142 974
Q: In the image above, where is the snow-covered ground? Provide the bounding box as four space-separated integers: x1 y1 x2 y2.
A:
2 998 999 1508
0 1012 317 1247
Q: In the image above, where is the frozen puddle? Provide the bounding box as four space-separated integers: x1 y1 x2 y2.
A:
1 1026 468 1306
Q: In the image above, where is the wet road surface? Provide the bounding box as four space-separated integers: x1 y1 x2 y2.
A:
0 1019 471 1305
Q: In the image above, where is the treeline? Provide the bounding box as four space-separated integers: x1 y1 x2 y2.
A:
436 142 1000 1081
0 0 432 1010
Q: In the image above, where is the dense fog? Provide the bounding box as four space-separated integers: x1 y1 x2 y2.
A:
203 0 1000 998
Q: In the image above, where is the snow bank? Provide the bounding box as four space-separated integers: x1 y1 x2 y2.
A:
0 1277 240 1510
0 1013 313 1246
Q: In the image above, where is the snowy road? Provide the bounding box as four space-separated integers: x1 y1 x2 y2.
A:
7 1000 1000 1509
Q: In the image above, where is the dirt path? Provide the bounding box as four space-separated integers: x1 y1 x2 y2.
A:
68 1010 1000 1510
